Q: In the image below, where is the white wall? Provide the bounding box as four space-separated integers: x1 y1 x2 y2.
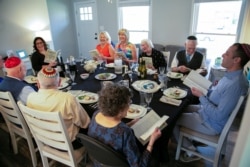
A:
0 0 50 56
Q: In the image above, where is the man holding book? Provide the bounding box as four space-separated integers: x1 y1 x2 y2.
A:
174 43 250 162
171 36 207 75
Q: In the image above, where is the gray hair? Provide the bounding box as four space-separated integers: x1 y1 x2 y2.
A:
37 70 60 88
141 39 154 48
99 31 112 43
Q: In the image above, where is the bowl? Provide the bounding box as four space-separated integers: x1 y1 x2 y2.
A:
80 73 89 80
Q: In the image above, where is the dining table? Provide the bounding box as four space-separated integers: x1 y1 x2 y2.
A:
66 62 194 162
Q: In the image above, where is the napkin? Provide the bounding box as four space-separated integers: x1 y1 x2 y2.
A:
159 96 182 106
147 69 157 75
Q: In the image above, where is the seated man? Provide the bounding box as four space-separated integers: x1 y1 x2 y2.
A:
27 67 90 149
173 43 250 162
0 56 36 104
139 39 166 70
171 36 206 75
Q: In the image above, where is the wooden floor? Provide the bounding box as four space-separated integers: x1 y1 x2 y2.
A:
0 116 241 167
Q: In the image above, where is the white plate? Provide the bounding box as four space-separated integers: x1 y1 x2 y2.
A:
24 76 37 84
95 73 117 81
125 104 147 119
58 77 70 90
132 80 160 93
167 72 183 79
163 87 187 99
105 63 114 68
77 92 99 104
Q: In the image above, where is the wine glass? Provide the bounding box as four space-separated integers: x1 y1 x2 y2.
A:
158 74 167 91
69 71 76 85
145 92 153 111
98 57 104 69
102 58 107 70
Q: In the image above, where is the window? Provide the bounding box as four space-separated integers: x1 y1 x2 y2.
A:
118 0 151 44
80 7 93 21
192 0 244 65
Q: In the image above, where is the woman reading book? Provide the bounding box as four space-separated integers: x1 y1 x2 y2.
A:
95 31 115 64
115 28 138 63
88 83 161 167
31 37 57 75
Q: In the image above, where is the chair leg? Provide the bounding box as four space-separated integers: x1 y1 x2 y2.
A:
175 133 184 160
27 139 37 167
9 133 18 154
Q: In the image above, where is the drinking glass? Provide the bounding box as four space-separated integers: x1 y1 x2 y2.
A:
159 66 165 74
102 58 107 70
69 71 76 85
98 57 104 69
158 74 167 91
145 93 153 111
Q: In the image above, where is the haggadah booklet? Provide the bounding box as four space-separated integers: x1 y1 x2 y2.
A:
44 49 57 63
131 110 168 145
183 70 212 95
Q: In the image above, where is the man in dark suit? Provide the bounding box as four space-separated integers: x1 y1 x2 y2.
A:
171 36 207 75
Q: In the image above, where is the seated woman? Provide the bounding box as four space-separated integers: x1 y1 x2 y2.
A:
140 39 166 70
88 83 161 167
95 31 115 64
31 37 57 75
115 28 137 63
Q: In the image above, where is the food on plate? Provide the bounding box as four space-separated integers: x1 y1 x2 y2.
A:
175 73 182 77
143 83 154 90
170 89 181 97
98 73 110 80
78 95 96 101
30 77 37 82
128 108 140 114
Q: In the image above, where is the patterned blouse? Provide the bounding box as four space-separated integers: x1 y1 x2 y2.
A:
117 42 134 60
139 48 166 69
88 111 151 167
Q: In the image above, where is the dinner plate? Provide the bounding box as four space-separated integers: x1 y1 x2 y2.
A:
163 87 187 99
105 63 114 68
132 80 160 93
77 92 99 104
125 104 147 119
24 75 37 84
167 72 183 79
95 73 117 81
58 77 70 90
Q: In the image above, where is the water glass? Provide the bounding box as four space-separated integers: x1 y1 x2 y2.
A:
139 91 147 107
114 57 123 74
158 74 167 91
69 71 76 85
159 66 165 74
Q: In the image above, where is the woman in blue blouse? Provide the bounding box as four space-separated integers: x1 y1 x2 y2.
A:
115 28 138 63
88 83 161 167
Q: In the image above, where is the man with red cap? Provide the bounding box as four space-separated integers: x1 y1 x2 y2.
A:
0 57 36 104
173 43 250 162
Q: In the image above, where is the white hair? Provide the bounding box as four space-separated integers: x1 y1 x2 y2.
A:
141 39 154 48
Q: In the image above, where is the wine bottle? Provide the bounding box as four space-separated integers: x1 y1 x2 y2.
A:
141 60 147 79
137 58 142 79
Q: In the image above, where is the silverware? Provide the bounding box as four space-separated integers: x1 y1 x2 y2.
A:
89 103 98 109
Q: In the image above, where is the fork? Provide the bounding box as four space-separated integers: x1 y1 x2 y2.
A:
89 103 98 109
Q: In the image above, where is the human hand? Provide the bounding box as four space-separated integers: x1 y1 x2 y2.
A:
149 128 162 144
178 65 190 73
191 87 204 97
126 118 140 127
49 61 57 67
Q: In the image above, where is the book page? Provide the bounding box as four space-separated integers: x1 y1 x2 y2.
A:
183 70 212 95
131 110 168 145
89 49 100 58
116 51 126 59
143 57 153 67
44 49 57 63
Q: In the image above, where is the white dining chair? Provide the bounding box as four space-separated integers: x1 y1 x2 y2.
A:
175 95 245 167
0 91 38 167
18 101 86 167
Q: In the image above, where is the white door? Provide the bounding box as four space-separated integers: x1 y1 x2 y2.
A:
74 1 99 60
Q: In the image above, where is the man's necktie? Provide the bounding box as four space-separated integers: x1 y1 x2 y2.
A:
186 55 191 62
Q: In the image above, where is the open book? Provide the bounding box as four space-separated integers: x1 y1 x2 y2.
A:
142 57 153 67
131 110 168 145
44 49 57 63
116 51 126 59
89 49 100 58
183 70 212 95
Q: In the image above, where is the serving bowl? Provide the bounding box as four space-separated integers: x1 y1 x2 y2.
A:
80 73 89 80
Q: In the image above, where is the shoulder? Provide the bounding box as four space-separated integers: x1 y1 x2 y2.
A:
194 51 203 56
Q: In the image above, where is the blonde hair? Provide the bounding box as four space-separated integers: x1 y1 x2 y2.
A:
99 31 112 43
118 28 129 41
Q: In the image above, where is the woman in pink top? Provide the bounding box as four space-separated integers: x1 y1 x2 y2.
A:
96 31 115 64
